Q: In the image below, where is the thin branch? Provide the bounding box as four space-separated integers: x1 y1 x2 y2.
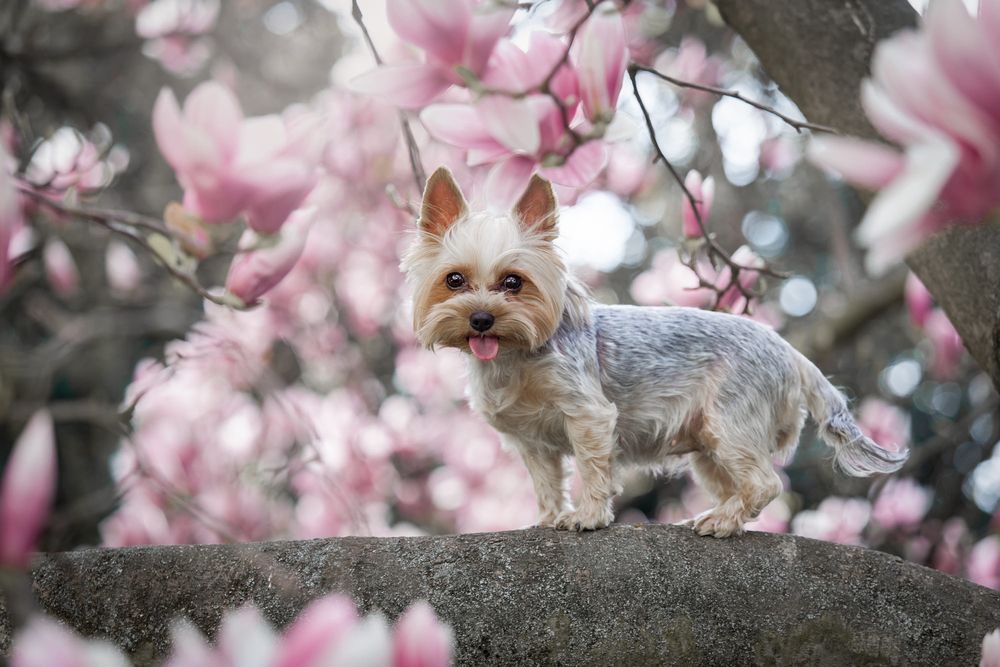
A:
351 0 427 192
631 64 838 135
628 65 786 313
20 186 243 308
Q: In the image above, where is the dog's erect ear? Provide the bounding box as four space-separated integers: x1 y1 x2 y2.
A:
513 174 558 238
419 167 468 238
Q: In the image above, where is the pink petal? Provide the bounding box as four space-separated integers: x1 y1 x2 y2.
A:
904 272 933 327
183 81 243 163
181 174 253 222
485 156 535 209
807 136 904 190
477 95 540 154
927 0 1000 120
681 170 713 238
0 410 56 568
225 207 313 305
860 80 936 147
392 601 453 667
243 160 317 234
981 628 1000 667
274 595 359 667
420 104 504 151
572 3 627 124
387 0 471 66
43 237 80 296
540 140 607 187
216 606 278 667
855 137 959 250
464 4 516 74
235 116 289 167
350 64 452 109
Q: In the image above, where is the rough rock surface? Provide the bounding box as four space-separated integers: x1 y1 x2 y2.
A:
2 525 999 665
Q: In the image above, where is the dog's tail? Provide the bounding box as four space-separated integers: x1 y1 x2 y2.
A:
794 350 908 476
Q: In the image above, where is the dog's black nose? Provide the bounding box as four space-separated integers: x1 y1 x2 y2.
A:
469 311 495 332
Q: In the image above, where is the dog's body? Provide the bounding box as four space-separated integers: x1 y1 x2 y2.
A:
404 168 908 537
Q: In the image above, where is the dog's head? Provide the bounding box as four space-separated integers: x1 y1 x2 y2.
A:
401 167 566 361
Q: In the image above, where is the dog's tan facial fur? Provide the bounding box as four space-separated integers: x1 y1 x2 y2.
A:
403 169 566 356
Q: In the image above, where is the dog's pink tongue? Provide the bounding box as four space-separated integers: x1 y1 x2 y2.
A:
469 336 500 361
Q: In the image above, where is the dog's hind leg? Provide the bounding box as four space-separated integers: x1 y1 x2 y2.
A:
686 414 783 538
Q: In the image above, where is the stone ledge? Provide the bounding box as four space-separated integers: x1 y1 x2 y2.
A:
2 525 998 665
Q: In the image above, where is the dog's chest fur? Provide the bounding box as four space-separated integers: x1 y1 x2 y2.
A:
467 353 577 452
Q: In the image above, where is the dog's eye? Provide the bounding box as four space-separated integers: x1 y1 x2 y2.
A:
502 274 523 292
445 272 466 290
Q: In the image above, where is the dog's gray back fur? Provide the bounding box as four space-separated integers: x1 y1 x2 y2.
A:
469 282 907 478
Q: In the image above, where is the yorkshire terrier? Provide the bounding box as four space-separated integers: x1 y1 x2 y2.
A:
402 167 908 537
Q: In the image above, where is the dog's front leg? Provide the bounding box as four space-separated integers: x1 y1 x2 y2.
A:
512 441 567 528
556 401 618 531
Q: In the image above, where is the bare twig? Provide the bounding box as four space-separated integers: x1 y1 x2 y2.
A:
631 64 837 135
350 0 427 192
628 65 787 313
19 186 243 308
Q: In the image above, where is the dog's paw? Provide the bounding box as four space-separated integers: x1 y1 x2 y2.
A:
554 505 614 531
689 508 745 539
535 510 560 528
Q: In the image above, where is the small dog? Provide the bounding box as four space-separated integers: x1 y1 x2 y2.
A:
402 167 908 537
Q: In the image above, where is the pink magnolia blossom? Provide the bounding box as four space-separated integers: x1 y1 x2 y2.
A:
225 208 314 306
153 82 320 233
350 0 515 109
651 37 721 107
968 535 1000 590
43 237 81 296
106 240 143 293
715 245 764 312
932 517 968 575
924 308 964 379
681 169 714 238
11 616 130 667
136 0 219 38
905 272 934 327
24 126 126 193
0 143 22 293
791 497 872 546
420 31 607 206
983 629 1000 667
393 601 454 667
0 410 57 568
808 0 1000 273
571 3 627 125
629 249 711 308
857 398 910 453
871 477 931 532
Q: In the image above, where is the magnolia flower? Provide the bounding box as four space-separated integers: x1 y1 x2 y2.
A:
0 142 21 293
136 0 219 38
982 628 1000 667
11 617 130 667
923 308 964 380
968 535 1000 590
629 248 711 308
808 0 1000 273
153 81 320 233
351 0 515 109
857 398 910 454
791 497 872 546
105 240 143 293
571 2 627 125
871 477 931 532
43 237 80 296
681 169 714 238
224 207 313 306
0 410 57 568
905 272 934 327
421 31 606 206
393 601 454 667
